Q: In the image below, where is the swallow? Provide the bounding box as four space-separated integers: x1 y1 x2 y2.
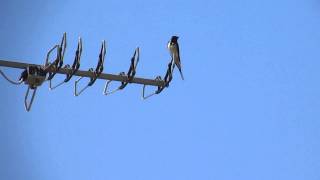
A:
167 36 184 80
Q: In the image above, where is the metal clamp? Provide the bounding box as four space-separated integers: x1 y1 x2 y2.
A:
142 60 173 100
142 76 162 99
74 41 106 96
103 47 139 95
22 66 47 111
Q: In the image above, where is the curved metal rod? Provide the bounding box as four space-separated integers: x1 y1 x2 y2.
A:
74 68 94 96
49 37 82 90
152 60 174 95
0 69 23 85
49 65 68 90
142 76 162 100
24 86 37 111
74 41 106 96
45 33 67 68
60 32 67 61
142 59 174 100
88 40 106 86
44 45 59 68
46 33 67 81
103 47 139 95
165 60 174 84
103 72 126 95
127 47 140 81
64 37 82 82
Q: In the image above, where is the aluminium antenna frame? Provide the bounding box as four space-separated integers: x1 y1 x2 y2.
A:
0 33 183 111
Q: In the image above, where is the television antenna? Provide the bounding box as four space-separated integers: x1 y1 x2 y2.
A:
0 33 183 111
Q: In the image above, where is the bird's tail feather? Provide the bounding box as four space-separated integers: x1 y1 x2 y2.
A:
178 69 184 80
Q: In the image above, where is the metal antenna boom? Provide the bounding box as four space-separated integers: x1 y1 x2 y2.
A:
0 59 165 87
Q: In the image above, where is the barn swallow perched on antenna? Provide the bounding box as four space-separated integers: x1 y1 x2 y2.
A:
168 36 184 80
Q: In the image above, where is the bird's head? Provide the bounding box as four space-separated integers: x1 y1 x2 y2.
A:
171 36 179 42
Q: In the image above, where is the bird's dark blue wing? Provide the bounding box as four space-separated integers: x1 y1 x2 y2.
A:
176 43 181 62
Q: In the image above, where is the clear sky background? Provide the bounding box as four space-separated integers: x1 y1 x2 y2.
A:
1 0 320 179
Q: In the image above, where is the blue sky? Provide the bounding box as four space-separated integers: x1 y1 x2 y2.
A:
1 0 320 179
